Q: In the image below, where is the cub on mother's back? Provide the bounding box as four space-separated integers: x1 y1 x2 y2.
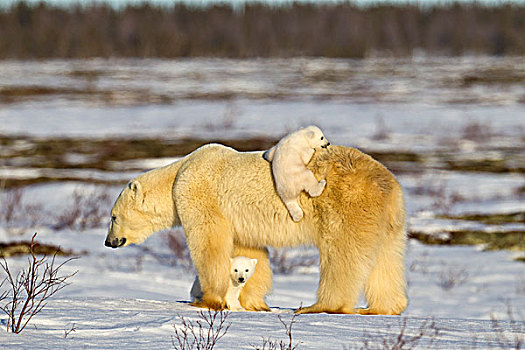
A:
263 125 330 222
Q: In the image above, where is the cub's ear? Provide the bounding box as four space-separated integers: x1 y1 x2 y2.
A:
128 180 143 203
251 259 258 266
230 258 234 264
306 130 315 139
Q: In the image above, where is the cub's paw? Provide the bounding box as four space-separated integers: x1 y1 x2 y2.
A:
291 209 304 222
285 202 304 222
309 179 326 197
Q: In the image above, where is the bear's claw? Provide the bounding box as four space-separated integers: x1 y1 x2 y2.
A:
190 297 226 311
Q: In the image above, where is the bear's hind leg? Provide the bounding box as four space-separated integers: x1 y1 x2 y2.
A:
296 231 379 315
236 246 272 311
362 227 407 315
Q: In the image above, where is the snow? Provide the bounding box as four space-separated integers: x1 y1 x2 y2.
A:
1 57 524 348
0 219 523 348
1 298 523 349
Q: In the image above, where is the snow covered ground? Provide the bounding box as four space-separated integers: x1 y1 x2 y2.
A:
0 226 523 349
0 57 524 348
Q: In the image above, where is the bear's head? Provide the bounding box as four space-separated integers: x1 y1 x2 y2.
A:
230 256 257 285
105 179 171 248
303 125 330 150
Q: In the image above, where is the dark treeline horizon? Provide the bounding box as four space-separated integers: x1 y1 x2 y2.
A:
0 1 524 59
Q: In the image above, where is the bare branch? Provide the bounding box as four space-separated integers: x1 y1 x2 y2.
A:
171 310 231 350
0 233 78 333
252 314 301 350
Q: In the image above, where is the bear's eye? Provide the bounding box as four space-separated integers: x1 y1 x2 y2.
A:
111 215 117 222
234 269 238 272
245 269 249 272
321 136 324 140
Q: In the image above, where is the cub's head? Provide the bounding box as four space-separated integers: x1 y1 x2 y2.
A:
302 125 330 150
105 179 171 248
230 256 257 285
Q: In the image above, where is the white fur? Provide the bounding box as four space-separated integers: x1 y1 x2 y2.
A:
191 256 257 311
264 125 330 222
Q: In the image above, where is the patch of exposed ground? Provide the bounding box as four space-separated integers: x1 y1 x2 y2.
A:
438 212 525 225
0 86 175 105
409 230 525 251
0 240 78 258
1 135 524 186
460 67 525 87
0 136 431 187
412 212 525 252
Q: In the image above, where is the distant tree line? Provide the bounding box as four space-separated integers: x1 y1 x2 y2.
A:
0 1 524 58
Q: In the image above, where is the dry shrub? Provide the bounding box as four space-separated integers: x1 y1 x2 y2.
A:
167 229 192 264
516 276 525 295
63 323 77 338
0 187 44 234
344 318 440 350
171 310 231 350
412 176 464 214
489 304 524 350
372 117 390 141
409 251 429 275
53 187 111 231
462 121 493 143
0 233 78 333
138 229 193 271
437 265 469 291
252 314 300 350
203 102 238 131
269 248 317 275
1 185 112 233
0 187 22 227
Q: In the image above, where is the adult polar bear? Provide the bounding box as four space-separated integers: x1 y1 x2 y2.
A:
105 143 408 315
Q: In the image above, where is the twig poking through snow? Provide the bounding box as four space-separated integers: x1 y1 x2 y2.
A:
252 313 301 350
171 309 231 350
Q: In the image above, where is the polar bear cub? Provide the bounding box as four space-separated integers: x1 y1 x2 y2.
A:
190 256 257 311
263 125 330 222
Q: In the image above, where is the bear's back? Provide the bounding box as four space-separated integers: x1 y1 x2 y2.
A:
175 143 402 248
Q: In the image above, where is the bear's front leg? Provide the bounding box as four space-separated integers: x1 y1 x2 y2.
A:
183 218 233 311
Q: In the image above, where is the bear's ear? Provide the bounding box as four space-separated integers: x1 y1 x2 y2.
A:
128 180 143 203
306 130 315 139
251 259 258 266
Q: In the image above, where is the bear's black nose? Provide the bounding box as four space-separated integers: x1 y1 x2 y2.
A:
105 237 126 248
238 277 245 283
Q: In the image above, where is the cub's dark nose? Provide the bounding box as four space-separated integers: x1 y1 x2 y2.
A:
238 277 245 283
321 142 330 149
105 237 126 248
